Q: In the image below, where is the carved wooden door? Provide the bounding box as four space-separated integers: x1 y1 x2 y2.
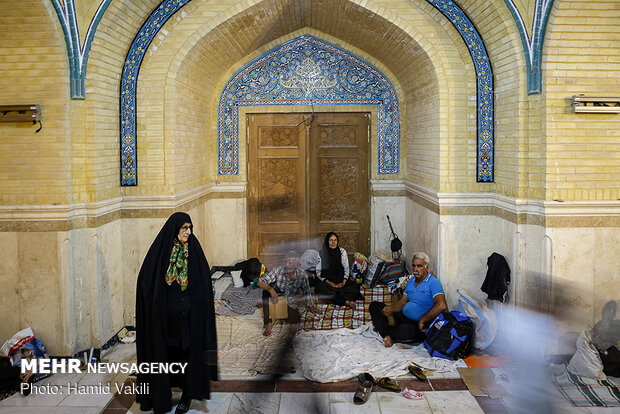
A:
248 113 369 268
309 113 369 263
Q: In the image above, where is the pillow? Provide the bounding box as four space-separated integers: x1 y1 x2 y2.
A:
230 270 243 288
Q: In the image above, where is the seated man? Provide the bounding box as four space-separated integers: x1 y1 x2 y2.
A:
258 251 322 336
370 252 447 347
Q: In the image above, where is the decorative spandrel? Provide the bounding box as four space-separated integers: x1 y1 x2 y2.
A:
218 35 400 175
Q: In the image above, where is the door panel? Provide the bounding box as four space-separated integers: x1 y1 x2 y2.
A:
248 112 369 267
310 113 369 262
248 114 307 269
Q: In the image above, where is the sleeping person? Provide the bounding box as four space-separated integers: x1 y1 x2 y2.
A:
315 232 360 309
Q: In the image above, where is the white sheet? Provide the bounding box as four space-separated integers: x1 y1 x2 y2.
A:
293 323 462 383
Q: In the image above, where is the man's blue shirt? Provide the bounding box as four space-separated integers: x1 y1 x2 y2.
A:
402 273 444 321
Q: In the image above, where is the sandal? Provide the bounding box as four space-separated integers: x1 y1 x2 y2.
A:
408 364 427 381
377 376 401 392
357 372 377 391
353 380 374 405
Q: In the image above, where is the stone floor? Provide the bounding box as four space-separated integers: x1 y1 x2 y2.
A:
1 341 618 413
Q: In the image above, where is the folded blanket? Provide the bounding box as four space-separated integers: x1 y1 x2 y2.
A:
293 323 461 383
553 367 620 407
216 283 262 316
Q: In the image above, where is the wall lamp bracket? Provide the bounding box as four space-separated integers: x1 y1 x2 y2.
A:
572 95 620 114
0 104 42 132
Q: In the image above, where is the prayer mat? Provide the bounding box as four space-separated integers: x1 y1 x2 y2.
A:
552 370 620 407
301 285 390 330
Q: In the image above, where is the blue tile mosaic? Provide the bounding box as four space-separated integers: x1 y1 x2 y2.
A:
427 0 494 182
120 0 192 186
217 35 400 175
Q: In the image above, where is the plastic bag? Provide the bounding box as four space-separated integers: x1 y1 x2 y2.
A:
456 289 497 350
1 327 49 371
568 330 606 380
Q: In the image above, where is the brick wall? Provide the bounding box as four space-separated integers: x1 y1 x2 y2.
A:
0 1 70 205
544 0 620 201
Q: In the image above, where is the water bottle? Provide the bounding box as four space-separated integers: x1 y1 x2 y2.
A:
353 266 362 284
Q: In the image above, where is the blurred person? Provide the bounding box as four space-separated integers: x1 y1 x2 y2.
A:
258 251 322 336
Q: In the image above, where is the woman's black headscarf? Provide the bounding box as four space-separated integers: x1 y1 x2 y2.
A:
319 231 345 283
135 212 218 413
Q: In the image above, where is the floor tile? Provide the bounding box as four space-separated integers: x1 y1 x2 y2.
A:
329 392 379 414
0 407 101 414
376 391 432 413
474 396 510 414
429 378 468 391
211 380 276 392
425 390 484 414
228 392 281 413
280 392 329 414
203 392 233 414
275 379 358 393
0 384 67 407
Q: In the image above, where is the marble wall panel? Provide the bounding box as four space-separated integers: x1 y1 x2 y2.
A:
372 195 406 258
16 232 63 353
0 233 19 346
206 197 247 267
405 197 440 276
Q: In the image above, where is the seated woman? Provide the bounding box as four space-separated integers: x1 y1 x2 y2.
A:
315 232 360 309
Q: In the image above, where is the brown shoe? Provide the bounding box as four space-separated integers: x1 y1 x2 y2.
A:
408 364 427 381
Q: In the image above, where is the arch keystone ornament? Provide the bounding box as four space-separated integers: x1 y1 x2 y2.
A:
217 35 400 175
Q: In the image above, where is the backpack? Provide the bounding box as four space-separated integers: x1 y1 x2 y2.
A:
424 310 474 360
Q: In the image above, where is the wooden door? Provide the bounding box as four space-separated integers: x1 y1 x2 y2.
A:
309 113 369 263
248 113 369 268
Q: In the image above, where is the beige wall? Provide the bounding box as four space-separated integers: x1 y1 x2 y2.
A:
0 0 618 354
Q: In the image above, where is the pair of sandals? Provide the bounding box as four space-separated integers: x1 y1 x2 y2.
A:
353 373 401 405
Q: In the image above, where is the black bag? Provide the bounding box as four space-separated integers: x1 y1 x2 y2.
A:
599 345 620 377
424 310 474 360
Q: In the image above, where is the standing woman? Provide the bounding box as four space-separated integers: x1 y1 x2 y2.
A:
135 212 218 414
315 232 360 309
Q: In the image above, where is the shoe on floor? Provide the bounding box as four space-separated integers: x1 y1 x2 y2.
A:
376 376 401 392
408 364 427 381
353 380 374 405
357 372 377 391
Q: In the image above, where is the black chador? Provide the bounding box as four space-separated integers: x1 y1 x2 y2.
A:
135 212 218 413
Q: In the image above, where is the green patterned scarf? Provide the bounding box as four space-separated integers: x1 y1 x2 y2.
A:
165 239 188 291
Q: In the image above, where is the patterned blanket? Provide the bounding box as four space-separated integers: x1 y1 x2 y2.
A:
553 370 620 407
216 283 262 316
301 285 391 330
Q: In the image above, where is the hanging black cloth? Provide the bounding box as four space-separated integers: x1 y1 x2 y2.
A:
319 232 345 284
481 252 511 302
135 212 218 413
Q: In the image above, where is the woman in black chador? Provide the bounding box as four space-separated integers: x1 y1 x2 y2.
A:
315 232 360 309
136 212 217 414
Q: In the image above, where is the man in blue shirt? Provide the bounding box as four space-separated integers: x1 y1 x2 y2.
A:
370 252 447 347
